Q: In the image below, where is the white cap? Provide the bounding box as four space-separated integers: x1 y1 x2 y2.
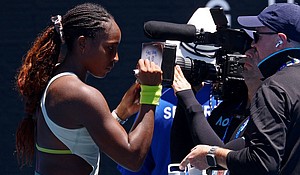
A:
166 7 220 64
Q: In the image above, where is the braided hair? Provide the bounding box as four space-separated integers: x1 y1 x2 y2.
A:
15 3 113 167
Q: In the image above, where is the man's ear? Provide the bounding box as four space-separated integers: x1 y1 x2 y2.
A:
278 33 288 43
276 33 289 48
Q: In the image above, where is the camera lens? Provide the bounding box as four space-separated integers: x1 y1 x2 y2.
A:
175 56 192 76
175 56 217 86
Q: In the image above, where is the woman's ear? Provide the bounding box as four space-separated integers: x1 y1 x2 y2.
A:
77 36 86 54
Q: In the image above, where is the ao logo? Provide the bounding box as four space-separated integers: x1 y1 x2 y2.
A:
216 116 230 126
205 0 296 26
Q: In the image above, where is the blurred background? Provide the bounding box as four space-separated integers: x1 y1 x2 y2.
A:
1 0 298 174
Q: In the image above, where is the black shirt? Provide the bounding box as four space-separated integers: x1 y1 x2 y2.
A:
227 48 300 175
171 48 300 174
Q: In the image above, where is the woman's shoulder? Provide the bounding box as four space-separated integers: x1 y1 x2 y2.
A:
45 75 108 124
48 75 103 103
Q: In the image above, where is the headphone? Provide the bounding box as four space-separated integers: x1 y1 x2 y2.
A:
275 40 283 48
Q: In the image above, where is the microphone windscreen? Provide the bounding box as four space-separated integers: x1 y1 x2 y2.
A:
144 21 196 43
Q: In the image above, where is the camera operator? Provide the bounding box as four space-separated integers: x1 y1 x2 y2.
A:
178 3 300 175
170 47 262 174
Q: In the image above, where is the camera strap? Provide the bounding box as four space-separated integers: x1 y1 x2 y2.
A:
181 42 217 58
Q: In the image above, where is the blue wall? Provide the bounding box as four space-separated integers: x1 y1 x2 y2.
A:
1 0 298 174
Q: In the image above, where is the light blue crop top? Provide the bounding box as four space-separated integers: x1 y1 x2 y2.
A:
40 72 100 175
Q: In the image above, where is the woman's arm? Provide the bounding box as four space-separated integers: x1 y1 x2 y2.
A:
79 59 163 171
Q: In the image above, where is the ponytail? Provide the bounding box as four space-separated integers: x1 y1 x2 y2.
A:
15 116 35 167
15 25 61 167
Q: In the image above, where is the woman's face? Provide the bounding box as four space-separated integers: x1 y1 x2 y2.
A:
84 20 121 78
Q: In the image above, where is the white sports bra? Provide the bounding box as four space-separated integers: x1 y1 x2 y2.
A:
40 72 100 175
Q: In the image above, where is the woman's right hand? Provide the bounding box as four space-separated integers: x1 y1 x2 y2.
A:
172 65 191 93
135 59 162 86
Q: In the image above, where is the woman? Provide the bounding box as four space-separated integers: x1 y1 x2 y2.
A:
15 3 162 175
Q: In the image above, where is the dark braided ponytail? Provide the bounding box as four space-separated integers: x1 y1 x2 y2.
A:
15 2 114 167
16 25 61 167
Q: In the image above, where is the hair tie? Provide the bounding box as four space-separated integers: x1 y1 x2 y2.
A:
51 15 65 44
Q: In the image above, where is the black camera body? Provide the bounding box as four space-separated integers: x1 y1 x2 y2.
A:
175 51 247 100
182 8 251 100
142 7 252 100
194 8 252 54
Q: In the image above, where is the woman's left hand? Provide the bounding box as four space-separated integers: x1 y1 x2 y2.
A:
115 82 141 120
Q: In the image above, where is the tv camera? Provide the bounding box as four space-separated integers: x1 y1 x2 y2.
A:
142 8 253 100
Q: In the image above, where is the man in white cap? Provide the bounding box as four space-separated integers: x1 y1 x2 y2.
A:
179 3 300 175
